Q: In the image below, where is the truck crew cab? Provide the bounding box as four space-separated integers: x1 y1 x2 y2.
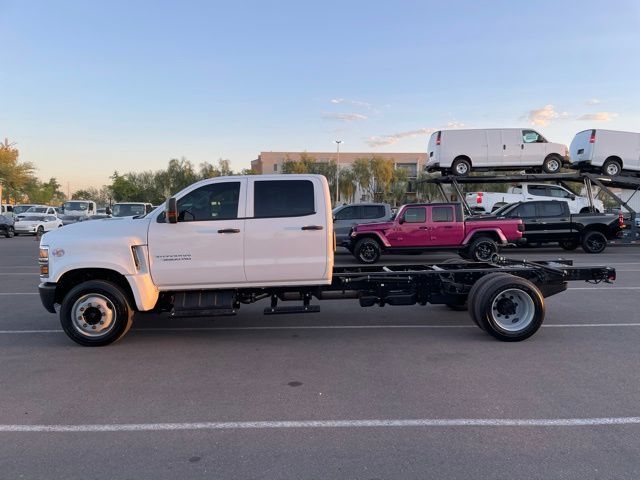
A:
38 175 615 346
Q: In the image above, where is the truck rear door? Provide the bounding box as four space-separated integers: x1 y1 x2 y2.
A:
427 205 465 246
244 177 329 283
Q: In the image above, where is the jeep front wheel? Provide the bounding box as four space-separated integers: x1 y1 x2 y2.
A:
468 237 498 262
354 238 382 264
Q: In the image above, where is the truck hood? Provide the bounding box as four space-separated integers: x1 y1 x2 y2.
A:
42 216 150 245
353 221 395 232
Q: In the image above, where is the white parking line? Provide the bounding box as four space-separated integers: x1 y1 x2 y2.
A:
1 416 640 432
1 323 640 335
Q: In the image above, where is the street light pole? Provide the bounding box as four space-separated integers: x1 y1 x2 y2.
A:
334 140 342 205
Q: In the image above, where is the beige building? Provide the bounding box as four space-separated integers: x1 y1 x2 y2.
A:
252 151 428 178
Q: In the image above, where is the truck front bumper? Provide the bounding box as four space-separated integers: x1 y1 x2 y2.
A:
39 282 57 313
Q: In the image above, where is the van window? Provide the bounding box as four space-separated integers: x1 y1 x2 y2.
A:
403 207 426 223
528 185 548 197
431 206 454 222
538 202 565 217
254 180 315 218
522 130 545 143
177 181 241 222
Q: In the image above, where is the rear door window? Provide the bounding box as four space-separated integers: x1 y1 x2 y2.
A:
537 202 565 217
513 203 536 218
431 206 454 222
334 206 357 220
528 185 549 197
362 205 386 219
548 186 572 199
254 180 315 218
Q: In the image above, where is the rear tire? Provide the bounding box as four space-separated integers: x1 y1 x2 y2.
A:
4 226 14 238
36 226 44 237
559 239 579 251
581 231 607 254
542 155 562 174
353 238 382 264
602 158 621 177
468 236 498 262
59 280 134 346
470 274 545 341
451 158 471 176
467 272 511 330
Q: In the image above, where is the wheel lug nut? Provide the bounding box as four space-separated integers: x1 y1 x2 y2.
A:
83 323 88 328
91 326 96 330
99 321 104 325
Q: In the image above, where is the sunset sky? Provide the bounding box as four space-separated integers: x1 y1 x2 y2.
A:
2 0 639 192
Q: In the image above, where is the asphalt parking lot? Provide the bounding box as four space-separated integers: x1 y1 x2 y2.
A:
1 236 640 479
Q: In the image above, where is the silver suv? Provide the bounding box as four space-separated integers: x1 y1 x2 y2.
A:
332 203 393 245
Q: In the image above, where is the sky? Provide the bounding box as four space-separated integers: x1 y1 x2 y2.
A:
1 0 640 193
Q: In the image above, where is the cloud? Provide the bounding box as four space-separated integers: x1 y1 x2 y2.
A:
330 98 372 109
525 104 570 126
577 112 618 122
585 98 601 105
365 122 465 147
322 112 368 122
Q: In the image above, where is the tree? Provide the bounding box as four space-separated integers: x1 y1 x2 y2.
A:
369 156 395 201
0 140 35 202
338 167 357 204
352 158 372 201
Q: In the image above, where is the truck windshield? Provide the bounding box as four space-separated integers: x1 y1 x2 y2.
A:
112 204 146 217
26 207 48 213
64 202 89 211
13 206 35 214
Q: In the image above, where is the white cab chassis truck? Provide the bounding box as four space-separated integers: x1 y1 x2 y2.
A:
38 175 615 346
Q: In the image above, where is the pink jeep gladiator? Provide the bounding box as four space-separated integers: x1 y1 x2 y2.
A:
345 203 524 263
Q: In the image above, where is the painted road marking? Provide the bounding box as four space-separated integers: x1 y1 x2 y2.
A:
1 417 640 432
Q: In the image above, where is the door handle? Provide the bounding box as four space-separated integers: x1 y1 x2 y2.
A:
301 225 323 231
218 228 240 234
419 226 429 230
521 144 524 150
503 145 506 150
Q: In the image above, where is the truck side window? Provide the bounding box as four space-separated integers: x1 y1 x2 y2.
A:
254 180 315 218
538 202 565 217
177 182 241 222
528 185 548 197
431 206 454 222
334 206 356 220
403 207 426 223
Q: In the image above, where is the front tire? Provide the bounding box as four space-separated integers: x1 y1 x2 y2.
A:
542 155 562 174
468 236 498 262
4 226 14 238
353 238 382 264
582 231 607 254
36 226 44 237
470 274 545 341
60 280 134 346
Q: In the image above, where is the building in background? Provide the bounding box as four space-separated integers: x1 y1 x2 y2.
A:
252 152 428 178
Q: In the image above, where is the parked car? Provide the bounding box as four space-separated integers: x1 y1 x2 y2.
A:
332 203 393 245
493 200 622 253
12 204 39 215
426 128 569 176
61 200 96 219
58 214 85 226
111 202 153 217
0 214 15 238
345 203 524 263
569 129 640 176
15 214 63 236
24 206 58 216
466 183 604 214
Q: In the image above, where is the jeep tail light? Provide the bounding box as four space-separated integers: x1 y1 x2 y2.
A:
436 131 441 146
589 129 596 144
518 223 525 232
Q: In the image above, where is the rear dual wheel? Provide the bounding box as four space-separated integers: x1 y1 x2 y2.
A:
468 273 545 341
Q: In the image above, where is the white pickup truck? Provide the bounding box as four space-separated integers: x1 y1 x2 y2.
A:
37 174 615 346
466 183 604 214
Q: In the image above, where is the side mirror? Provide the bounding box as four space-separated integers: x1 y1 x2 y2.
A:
166 197 178 224
105 206 112 215
570 194 576 200
398 217 405 224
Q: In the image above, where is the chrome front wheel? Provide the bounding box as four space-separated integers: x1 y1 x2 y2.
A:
71 294 117 338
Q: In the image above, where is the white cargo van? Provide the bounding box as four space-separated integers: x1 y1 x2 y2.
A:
569 129 640 176
426 128 568 176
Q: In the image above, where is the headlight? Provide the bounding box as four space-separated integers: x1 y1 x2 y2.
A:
39 246 49 277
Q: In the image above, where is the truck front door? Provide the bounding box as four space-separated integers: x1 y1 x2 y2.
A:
386 206 428 247
147 179 247 288
427 205 465 246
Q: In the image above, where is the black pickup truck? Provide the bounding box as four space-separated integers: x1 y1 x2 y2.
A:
492 200 622 253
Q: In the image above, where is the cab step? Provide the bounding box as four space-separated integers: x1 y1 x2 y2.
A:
172 290 237 317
